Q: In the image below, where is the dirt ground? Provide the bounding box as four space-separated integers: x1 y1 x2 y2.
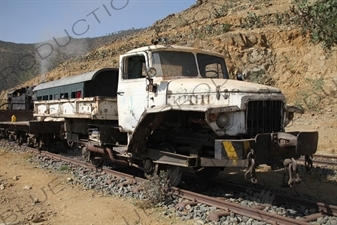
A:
286 112 337 155
0 150 190 225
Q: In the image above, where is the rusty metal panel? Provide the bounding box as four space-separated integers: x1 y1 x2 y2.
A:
0 110 33 122
214 139 254 160
49 103 61 115
254 131 318 167
35 102 48 115
78 102 92 114
296 131 319 155
29 121 63 134
254 134 273 165
144 149 198 167
62 102 76 114
199 158 248 167
34 97 118 120
94 98 118 120
0 121 30 132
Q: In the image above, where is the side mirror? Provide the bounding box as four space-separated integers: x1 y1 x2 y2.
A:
286 105 304 114
237 73 244 81
146 67 157 78
146 67 157 93
284 105 304 126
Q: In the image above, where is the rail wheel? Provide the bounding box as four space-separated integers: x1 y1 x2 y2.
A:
26 136 34 147
158 142 176 153
16 132 24 146
66 140 78 154
143 158 155 179
87 150 104 168
0 129 5 139
91 156 104 167
143 158 181 187
193 167 220 180
167 166 182 187
82 147 90 162
17 136 23 145
37 139 43 151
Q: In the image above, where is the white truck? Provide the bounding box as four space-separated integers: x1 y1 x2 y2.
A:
34 45 318 184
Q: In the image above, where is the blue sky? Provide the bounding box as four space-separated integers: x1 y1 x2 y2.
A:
0 0 194 44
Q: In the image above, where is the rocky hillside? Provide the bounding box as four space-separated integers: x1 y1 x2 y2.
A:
0 0 336 151
0 28 143 93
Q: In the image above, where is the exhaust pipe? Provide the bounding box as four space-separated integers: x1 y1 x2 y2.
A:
86 143 128 166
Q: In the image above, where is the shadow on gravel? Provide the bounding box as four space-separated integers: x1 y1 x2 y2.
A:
214 164 337 205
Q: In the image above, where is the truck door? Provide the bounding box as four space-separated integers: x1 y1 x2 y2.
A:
117 53 149 133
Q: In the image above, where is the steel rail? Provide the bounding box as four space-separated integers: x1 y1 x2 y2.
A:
171 187 312 225
313 154 337 160
20 145 145 183
29 150 337 224
207 179 337 217
35 150 337 224
298 156 337 167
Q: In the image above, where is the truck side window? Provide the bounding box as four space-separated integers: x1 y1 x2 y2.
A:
125 55 146 79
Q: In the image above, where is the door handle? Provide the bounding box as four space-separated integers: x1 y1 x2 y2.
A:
117 91 124 96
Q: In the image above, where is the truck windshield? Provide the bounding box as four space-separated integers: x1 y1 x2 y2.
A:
197 53 229 79
151 51 228 79
152 51 198 77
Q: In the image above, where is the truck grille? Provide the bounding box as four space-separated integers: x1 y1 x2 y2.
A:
246 100 283 137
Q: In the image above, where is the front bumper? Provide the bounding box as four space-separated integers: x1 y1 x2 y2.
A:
214 131 319 169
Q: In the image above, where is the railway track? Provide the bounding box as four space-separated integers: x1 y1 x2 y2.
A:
173 188 337 224
298 154 337 167
33 149 337 224
1 141 337 224
201 179 337 223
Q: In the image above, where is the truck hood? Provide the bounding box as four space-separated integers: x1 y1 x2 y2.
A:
166 78 281 94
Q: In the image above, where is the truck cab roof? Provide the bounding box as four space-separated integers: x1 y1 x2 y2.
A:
126 45 224 58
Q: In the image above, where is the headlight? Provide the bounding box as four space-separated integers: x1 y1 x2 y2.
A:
216 113 229 128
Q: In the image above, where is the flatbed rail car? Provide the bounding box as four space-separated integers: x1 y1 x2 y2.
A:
33 45 318 184
33 68 119 121
33 68 120 144
0 86 63 147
